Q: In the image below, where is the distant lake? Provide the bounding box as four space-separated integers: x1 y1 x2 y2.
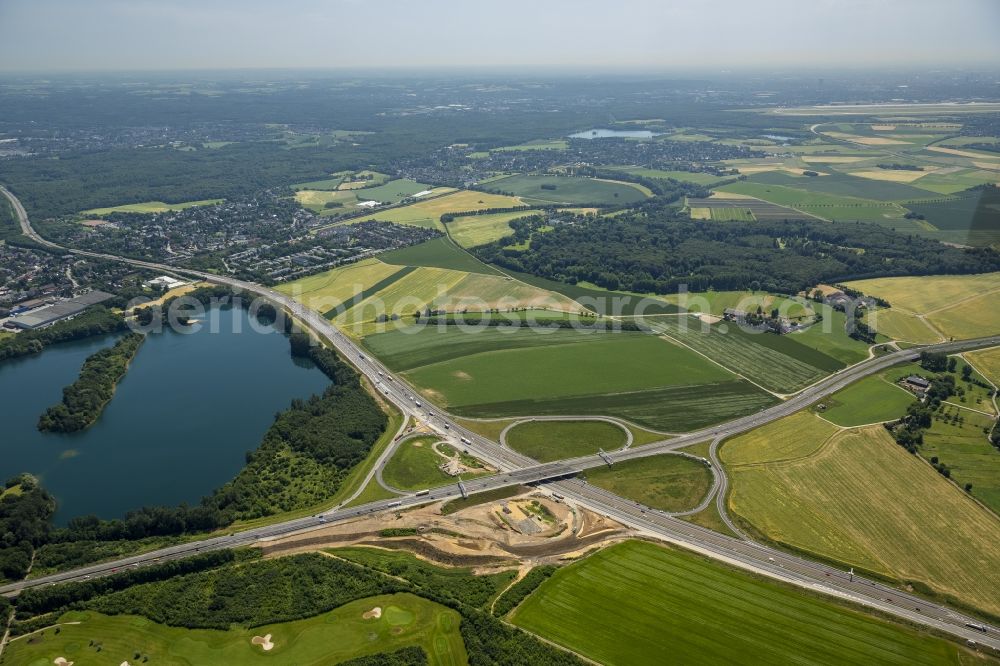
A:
0 306 330 524
569 128 661 139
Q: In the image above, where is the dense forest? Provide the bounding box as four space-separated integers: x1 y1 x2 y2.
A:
37 332 145 433
475 208 1000 295
0 475 56 581
0 306 128 362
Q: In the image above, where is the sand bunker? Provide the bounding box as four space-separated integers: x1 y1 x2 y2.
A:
698 313 722 324
251 634 275 651
362 606 383 620
120 662 132 666
53 659 74 666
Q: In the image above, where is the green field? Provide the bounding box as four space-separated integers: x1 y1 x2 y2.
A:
510 541 970 666
581 454 713 512
609 167 731 186
379 237 504 275
504 419 628 461
653 316 842 393
404 333 733 407
345 189 520 230
381 436 490 491
5 595 465 666
487 174 649 205
790 305 873 365
449 380 777 433
716 181 910 224
296 178 437 215
447 211 536 248
710 207 755 221
659 290 814 319
81 199 222 216
747 170 934 202
503 268 680 316
492 139 569 152
722 420 1000 617
817 374 916 427
922 404 1000 515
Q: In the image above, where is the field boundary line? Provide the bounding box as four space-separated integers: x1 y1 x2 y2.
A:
726 427 843 470
923 286 1000 317
652 327 782 398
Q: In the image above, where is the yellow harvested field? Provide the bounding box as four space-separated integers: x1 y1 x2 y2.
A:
294 189 355 209
448 211 536 248
927 146 1000 160
349 190 520 230
337 180 373 190
967 347 1000 386
720 412 837 466
823 131 910 146
276 259 401 313
973 161 1000 172
736 164 823 176
689 207 711 220
846 273 1000 315
431 272 579 313
338 267 466 334
724 423 1000 617
800 156 867 164
708 191 754 199
870 124 896 130
848 169 930 183
558 207 600 216
926 293 1000 340
865 309 941 343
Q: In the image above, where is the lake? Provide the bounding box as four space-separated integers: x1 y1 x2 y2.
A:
569 128 660 139
0 306 331 523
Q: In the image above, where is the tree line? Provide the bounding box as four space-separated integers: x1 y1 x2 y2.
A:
474 207 1000 295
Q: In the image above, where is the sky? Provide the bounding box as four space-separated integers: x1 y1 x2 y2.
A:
1 0 998 72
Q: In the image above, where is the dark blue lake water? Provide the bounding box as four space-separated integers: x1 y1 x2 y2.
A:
0 306 330 523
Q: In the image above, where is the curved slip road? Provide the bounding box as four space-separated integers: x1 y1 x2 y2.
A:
3 184 999 651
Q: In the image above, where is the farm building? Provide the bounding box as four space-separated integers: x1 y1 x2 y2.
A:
901 375 931 396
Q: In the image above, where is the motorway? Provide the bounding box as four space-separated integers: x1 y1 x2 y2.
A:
3 184 1000 650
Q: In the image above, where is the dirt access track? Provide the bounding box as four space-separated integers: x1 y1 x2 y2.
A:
256 489 628 570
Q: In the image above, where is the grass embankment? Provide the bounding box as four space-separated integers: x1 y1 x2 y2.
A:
37 332 145 433
510 540 974 666
581 455 713 513
721 414 1000 618
381 436 490 491
504 420 628 461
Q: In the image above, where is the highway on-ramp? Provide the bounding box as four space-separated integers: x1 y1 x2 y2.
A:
2 184 998 651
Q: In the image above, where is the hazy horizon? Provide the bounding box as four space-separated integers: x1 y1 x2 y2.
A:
1 0 999 73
